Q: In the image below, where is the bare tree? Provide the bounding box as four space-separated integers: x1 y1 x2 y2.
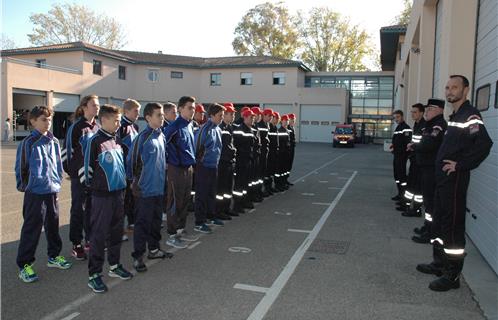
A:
28 3 126 49
1 33 17 50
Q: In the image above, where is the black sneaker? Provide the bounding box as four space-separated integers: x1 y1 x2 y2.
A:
147 249 173 260
194 223 213 234
72 244 87 261
227 210 240 217
108 264 133 280
133 257 147 272
216 213 232 221
391 195 401 201
88 274 107 293
243 202 254 209
413 225 427 235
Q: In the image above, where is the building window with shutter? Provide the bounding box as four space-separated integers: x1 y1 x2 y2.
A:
273 72 286 85
93 60 102 75
171 71 183 79
118 65 126 80
210 73 221 86
36 59 46 68
240 72 253 85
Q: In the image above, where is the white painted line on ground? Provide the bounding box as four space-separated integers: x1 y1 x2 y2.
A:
329 173 338 176
274 211 292 216
60 312 80 320
328 187 342 190
228 247 252 253
301 193 315 196
291 154 347 184
318 180 328 183
246 171 357 320
248 209 256 213
233 284 269 294
312 202 332 206
287 229 312 234
187 241 201 250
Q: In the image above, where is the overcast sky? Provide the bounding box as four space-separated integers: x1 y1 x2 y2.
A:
2 0 405 60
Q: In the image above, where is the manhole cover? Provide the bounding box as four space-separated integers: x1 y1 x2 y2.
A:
308 239 350 255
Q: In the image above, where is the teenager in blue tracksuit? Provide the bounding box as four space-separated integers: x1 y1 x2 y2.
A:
15 106 72 283
128 103 173 272
193 104 225 233
62 95 100 260
163 96 197 249
117 99 141 231
83 105 132 293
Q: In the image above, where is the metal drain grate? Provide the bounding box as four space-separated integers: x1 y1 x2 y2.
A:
308 239 350 255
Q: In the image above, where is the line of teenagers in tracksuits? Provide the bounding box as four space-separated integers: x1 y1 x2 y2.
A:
390 75 493 292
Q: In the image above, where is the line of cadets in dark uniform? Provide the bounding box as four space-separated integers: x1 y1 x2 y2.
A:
14 95 298 293
390 75 493 292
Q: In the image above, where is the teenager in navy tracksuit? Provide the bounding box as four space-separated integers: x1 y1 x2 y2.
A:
128 103 173 272
117 99 141 233
193 104 225 233
15 106 72 283
163 96 197 249
161 102 178 220
84 105 132 293
62 95 100 260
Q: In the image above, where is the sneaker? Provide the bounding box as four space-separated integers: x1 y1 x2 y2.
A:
216 213 232 221
207 218 224 226
88 274 107 293
194 223 213 234
122 233 129 242
47 256 72 270
227 210 240 217
133 257 147 272
108 264 133 280
177 229 199 242
19 264 38 283
72 244 87 261
166 235 188 249
147 248 173 259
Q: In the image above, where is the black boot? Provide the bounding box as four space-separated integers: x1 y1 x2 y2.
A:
413 224 428 235
429 256 463 291
416 245 445 277
391 194 401 201
402 207 422 217
412 230 431 244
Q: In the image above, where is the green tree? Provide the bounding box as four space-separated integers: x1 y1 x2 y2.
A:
232 2 299 59
393 0 412 25
298 7 374 72
28 3 126 49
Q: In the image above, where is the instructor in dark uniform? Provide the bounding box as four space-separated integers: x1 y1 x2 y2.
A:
390 110 412 202
417 75 492 292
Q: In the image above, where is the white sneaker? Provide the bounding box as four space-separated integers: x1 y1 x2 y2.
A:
166 235 187 249
177 229 199 242
122 234 129 242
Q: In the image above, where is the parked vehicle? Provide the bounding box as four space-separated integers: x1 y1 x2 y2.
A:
332 124 355 148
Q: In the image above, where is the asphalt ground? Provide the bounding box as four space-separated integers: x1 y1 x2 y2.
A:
0 143 486 320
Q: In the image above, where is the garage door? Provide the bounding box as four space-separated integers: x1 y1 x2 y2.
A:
466 0 498 275
300 104 342 143
262 104 293 116
432 0 443 97
53 93 80 113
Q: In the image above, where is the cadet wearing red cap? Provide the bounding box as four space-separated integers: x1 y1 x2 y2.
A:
287 113 297 186
276 115 291 190
259 109 273 196
250 107 264 202
268 112 282 192
232 109 256 212
215 103 239 217
189 103 206 212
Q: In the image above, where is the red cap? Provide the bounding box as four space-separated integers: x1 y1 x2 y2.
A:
241 106 250 113
288 113 296 119
195 104 205 113
262 108 274 116
251 106 262 115
281 115 289 122
241 109 255 118
224 105 236 113
273 111 280 119
223 102 234 108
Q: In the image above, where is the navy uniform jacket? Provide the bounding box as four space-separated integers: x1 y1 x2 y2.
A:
117 116 139 162
63 117 100 179
414 114 447 168
233 123 254 161
409 119 426 163
392 122 412 155
195 119 223 169
163 116 196 167
277 126 290 155
268 123 280 157
15 130 63 194
251 124 261 160
219 122 236 164
435 100 493 180
257 120 270 157
83 129 126 196
288 125 296 149
127 125 167 197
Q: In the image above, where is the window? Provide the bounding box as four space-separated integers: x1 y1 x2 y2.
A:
301 120 310 125
93 60 102 75
475 84 490 111
36 59 46 68
118 65 126 80
171 71 183 79
240 72 253 85
147 69 159 82
272 72 286 85
210 73 221 86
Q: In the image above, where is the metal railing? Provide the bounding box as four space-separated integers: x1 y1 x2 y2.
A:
2 57 82 74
